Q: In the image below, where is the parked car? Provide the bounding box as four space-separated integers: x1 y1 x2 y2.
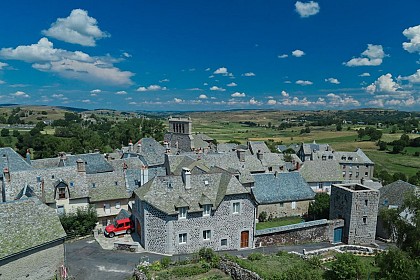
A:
104 217 134 238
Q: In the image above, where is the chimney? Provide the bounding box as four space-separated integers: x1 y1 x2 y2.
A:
128 140 133 152
41 179 45 203
257 150 263 161
141 165 149 185
164 141 171 154
236 149 245 162
76 159 86 174
58 152 66 167
26 149 31 165
182 167 191 189
3 167 10 182
296 161 301 170
137 140 142 153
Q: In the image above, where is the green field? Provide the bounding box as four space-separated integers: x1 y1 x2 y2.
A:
256 217 303 230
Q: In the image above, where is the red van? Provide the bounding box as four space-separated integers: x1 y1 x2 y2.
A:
104 218 134 238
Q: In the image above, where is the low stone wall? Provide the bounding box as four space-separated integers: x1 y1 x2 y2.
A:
133 268 148 280
219 257 262 280
255 219 344 247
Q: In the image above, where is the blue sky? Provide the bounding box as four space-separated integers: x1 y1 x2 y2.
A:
0 0 419 111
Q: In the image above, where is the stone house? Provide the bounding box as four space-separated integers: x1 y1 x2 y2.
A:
133 168 256 254
0 197 66 279
329 183 379 245
252 172 315 219
297 141 331 162
299 160 343 194
376 180 419 240
334 149 374 180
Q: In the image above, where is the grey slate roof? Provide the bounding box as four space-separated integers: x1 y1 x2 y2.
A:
299 160 342 183
135 172 249 215
379 180 419 209
0 197 66 260
134 138 166 166
216 143 238 153
259 153 285 168
0 147 33 172
32 153 114 174
248 141 271 154
251 172 315 204
4 166 90 203
301 142 330 155
335 148 374 165
87 171 129 202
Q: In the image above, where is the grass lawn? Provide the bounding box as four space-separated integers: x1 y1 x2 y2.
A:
256 217 303 230
146 264 231 280
324 255 379 279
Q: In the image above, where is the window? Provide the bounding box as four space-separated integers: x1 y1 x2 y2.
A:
365 172 369 177
203 205 211 216
203 230 211 241
104 203 111 214
70 182 74 187
116 202 121 209
342 165 346 169
356 172 359 178
221 239 228 246
363 216 367 224
179 233 187 244
232 202 240 214
364 199 368 206
115 181 118 186
291 201 297 209
178 207 187 219
268 167 273 171
279 202 284 207
318 183 323 189
58 187 66 199
342 171 346 177
51 175 55 179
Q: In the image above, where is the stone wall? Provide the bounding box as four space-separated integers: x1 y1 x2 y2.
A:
257 200 310 219
219 257 262 280
132 268 148 280
255 219 344 247
0 240 64 280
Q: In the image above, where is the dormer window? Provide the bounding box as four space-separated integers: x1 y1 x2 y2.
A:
203 205 211 216
178 207 187 219
58 187 66 199
115 181 118 186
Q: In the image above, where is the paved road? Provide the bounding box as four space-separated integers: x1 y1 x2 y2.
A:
66 237 392 280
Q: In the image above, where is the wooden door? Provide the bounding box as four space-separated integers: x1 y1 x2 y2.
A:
240 231 249 248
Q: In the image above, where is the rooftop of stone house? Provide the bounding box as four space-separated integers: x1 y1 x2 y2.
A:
0 147 33 172
332 183 379 192
379 180 419 209
299 160 342 182
31 153 114 174
252 172 315 204
4 166 90 203
301 141 330 155
129 137 166 166
0 197 66 260
334 148 374 165
135 171 249 215
248 141 271 154
87 171 130 202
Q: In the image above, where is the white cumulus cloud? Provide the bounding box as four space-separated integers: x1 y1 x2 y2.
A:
242 72 255 77
42 9 109 46
210 86 226 91
402 25 420 53
281 90 289 97
0 38 133 86
227 82 237 87
231 92 246 97
278 54 288 58
325 77 340 84
11 91 30 98
365 73 400 94
296 80 313 86
267 99 277 105
295 1 320 18
90 89 101 94
249 98 261 105
213 67 228 74
198 94 208 99
345 44 386 67
359 72 370 77
136 85 167 92
0 62 8 70
115 90 127 95
174 98 183 103
292 49 305 57
399 69 420 84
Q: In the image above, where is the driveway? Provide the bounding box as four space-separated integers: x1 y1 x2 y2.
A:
65 237 162 280
66 238 392 280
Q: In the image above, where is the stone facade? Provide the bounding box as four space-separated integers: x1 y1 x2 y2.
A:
257 200 310 219
340 163 374 181
134 193 256 254
329 183 379 245
164 117 194 152
254 219 344 247
0 240 64 280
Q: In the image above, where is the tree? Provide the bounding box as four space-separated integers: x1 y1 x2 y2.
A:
336 123 343 131
327 253 365 280
375 248 420 280
378 140 387 151
392 142 405 154
380 193 420 257
0 128 9 137
59 206 98 237
308 193 330 220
